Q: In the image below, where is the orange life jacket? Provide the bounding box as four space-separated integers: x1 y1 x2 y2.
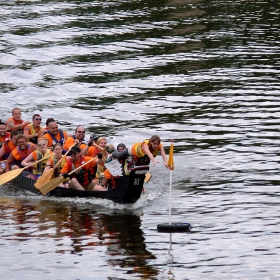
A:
66 156 94 187
12 144 32 166
3 140 17 159
6 118 24 133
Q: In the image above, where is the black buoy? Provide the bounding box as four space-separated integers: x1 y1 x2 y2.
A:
157 223 192 233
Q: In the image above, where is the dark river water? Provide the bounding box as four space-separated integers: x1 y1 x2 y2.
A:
1 0 280 279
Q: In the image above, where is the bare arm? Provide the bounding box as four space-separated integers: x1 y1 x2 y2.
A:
21 153 35 167
159 145 168 168
43 159 52 172
80 145 89 156
143 144 158 166
5 154 15 172
0 147 5 159
7 120 30 131
24 126 39 141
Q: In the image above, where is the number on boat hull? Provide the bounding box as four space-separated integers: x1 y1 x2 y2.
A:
134 178 140 186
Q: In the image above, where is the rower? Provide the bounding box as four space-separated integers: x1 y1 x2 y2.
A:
5 134 37 178
24 114 45 144
43 120 68 151
60 146 105 191
6 108 30 133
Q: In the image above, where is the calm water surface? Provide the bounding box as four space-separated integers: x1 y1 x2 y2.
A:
0 0 280 279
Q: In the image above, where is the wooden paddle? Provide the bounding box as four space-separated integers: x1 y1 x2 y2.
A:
93 143 104 150
38 156 97 195
144 172 152 183
34 143 76 189
0 153 53 186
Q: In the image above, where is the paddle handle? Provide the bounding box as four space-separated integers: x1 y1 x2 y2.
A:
22 153 53 169
68 156 97 175
93 143 109 160
93 143 104 151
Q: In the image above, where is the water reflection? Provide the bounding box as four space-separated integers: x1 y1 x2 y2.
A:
0 198 158 278
104 214 158 278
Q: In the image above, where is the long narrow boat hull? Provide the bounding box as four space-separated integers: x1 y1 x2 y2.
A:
10 166 147 204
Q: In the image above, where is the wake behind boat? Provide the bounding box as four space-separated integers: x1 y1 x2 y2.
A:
8 161 150 204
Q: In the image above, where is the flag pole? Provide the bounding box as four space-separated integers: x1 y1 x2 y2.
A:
157 140 191 233
167 140 174 225
169 167 172 224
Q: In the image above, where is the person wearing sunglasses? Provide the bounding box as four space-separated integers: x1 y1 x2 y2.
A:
24 114 44 144
63 125 88 151
5 134 37 177
6 108 30 133
21 138 52 180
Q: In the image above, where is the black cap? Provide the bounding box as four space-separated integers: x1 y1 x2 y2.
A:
117 143 126 151
69 146 81 155
90 134 99 141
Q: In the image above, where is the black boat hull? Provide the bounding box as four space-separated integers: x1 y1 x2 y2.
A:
10 167 147 204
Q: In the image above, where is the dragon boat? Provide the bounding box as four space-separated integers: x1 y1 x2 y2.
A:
8 157 150 204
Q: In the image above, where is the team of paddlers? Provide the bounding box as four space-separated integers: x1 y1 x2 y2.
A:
0 108 168 191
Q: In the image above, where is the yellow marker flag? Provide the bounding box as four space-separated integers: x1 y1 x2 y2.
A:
167 142 174 170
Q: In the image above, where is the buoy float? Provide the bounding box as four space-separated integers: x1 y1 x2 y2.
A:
157 223 192 233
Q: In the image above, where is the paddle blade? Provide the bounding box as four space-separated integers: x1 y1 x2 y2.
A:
0 168 24 185
34 168 54 189
167 141 174 170
38 176 67 195
144 172 152 183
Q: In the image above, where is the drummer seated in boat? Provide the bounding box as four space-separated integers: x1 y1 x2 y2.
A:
21 138 52 180
5 134 37 178
60 146 106 191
